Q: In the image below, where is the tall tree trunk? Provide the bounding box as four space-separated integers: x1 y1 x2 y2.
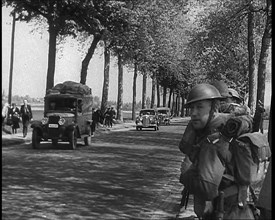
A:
171 91 175 116
117 52 123 121
253 0 272 132
268 96 272 148
177 92 181 116
247 0 257 115
46 23 57 93
163 86 167 107
180 94 185 117
101 43 110 114
151 72 156 108
132 62 137 120
156 82 160 107
80 34 102 85
142 73 147 109
168 88 173 108
175 92 179 116
8 12 16 104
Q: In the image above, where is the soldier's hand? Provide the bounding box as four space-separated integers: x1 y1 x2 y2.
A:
180 156 192 173
203 201 213 215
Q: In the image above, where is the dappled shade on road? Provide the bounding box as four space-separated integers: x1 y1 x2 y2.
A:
2 120 196 219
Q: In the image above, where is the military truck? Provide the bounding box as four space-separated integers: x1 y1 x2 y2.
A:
31 81 93 150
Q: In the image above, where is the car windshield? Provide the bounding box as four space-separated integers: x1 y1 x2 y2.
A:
140 110 155 116
47 98 79 112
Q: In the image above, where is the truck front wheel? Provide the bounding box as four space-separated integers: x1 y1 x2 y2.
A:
69 129 77 150
32 128 41 149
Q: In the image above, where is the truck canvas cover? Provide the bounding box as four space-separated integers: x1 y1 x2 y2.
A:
46 81 91 96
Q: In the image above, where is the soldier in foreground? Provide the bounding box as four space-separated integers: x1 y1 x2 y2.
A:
178 83 270 219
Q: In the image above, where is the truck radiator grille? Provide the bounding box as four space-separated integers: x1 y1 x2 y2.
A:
48 116 60 137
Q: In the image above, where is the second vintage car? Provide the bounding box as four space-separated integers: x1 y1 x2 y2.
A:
157 107 171 125
135 108 160 131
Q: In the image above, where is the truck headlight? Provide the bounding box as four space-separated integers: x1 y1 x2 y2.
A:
41 117 48 125
58 117 66 125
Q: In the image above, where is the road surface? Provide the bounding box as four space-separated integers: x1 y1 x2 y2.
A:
2 119 196 220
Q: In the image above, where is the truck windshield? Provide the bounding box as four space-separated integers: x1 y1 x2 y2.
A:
47 98 78 111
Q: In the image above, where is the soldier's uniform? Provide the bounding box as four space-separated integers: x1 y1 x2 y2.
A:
178 83 263 219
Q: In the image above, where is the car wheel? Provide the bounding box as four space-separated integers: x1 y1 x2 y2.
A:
84 136 91 146
136 127 139 131
69 129 77 150
32 128 41 149
52 139 58 146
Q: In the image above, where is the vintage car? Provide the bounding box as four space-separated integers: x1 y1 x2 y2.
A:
31 82 93 150
157 107 171 125
135 108 160 131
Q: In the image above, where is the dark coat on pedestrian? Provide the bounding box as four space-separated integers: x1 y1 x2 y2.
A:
10 104 20 129
20 104 32 120
20 103 33 137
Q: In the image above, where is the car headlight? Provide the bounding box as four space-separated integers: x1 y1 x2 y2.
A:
41 117 48 125
58 117 66 125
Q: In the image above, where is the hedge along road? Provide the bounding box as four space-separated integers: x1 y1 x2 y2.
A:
2 118 196 220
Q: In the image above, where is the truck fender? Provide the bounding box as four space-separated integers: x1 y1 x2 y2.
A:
67 124 81 137
30 120 42 129
30 122 43 136
67 124 77 132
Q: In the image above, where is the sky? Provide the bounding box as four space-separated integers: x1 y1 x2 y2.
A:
2 6 271 107
2 7 152 103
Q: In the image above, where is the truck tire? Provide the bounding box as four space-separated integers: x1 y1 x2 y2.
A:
52 139 58 146
69 129 77 150
32 128 41 149
84 136 91 146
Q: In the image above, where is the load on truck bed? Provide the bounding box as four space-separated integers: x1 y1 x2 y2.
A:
46 80 92 96
31 81 94 150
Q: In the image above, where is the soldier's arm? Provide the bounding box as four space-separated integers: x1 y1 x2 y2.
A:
180 141 226 201
178 121 196 155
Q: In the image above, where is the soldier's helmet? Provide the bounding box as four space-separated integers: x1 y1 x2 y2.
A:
228 88 243 102
185 83 222 107
211 80 231 98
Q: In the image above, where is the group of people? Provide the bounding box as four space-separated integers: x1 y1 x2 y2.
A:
90 106 116 136
103 106 116 128
178 80 271 220
2 99 33 137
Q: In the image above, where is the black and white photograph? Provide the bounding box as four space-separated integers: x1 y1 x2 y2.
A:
2 0 271 219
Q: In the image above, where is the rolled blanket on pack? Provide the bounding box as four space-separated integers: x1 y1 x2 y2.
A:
221 115 253 138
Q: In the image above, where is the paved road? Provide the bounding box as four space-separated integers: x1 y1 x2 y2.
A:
2 119 196 220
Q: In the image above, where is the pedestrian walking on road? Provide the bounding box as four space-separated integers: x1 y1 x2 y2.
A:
103 107 111 127
2 102 10 125
109 106 116 127
10 103 20 134
2 102 12 134
94 109 104 128
91 108 96 137
20 99 33 138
